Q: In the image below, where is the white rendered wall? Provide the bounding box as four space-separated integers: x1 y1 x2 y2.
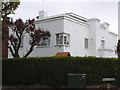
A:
64 18 89 56
96 22 117 58
87 18 100 56
30 18 64 57
118 1 120 40
8 18 65 58
88 19 117 58
104 32 117 57
8 14 118 58
96 23 109 57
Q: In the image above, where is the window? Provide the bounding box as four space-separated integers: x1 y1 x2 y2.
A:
101 40 105 48
84 38 88 49
59 35 63 44
56 34 59 45
64 36 67 44
39 36 50 46
56 33 70 46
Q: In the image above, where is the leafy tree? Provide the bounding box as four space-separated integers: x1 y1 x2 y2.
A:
1 1 20 58
8 18 51 58
1 0 20 19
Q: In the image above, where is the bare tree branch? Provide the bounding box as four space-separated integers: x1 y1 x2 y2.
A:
24 42 35 58
24 34 35 57
16 33 22 51
7 18 51 58
8 46 15 58
9 38 16 52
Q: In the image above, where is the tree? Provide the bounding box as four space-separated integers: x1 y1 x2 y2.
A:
117 40 120 58
1 1 20 58
1 0 20 19
8 18 51 58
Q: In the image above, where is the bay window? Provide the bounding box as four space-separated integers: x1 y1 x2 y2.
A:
56 33 70 46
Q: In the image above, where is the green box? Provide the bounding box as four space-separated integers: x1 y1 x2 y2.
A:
67 74 86 88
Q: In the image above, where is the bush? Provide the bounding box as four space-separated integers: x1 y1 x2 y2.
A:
2 57 120 87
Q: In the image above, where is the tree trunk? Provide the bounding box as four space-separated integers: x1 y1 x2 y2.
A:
2 17 9 58
13 48 20 58
117 40 120 58
24 44 34 58
14 53 20 58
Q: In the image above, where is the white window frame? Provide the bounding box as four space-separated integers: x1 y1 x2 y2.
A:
56 33 70 46
101 40 105 49
39 36 50 46
84 38 88 49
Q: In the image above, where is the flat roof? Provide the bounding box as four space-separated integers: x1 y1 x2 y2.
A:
109 31 118 36
36 12 87 23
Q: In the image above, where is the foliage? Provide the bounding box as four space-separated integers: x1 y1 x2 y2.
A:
1 1 51 58
8 19 51 58
1 0 20 19
2 57 120 87
1 0 20 58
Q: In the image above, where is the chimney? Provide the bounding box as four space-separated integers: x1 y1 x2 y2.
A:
38 11 47 20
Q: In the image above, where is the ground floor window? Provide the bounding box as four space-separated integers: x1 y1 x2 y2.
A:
39 37 50 46
56 33 70 46
101 40 105 48
84 38 88 49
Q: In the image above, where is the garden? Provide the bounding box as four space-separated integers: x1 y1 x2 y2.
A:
2 57 120 88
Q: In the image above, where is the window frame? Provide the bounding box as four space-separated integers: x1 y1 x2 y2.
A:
84 38 89 49
55 32 70 47
101 40 105 49
39 36 50 46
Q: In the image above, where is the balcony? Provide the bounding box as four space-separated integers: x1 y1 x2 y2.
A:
98 48 115 57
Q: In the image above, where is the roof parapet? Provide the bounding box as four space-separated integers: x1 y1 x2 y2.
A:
65 12 87 22
102 22 109 26
87 18 100 22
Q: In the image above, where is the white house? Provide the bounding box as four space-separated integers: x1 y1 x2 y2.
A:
8 11 118 58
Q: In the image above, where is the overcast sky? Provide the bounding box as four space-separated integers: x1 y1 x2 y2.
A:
9 0 119 34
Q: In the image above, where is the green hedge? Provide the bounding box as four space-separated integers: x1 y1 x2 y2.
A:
2 57 120 87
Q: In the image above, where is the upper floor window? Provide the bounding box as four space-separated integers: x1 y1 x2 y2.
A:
56 33 70 46
84 38 88 49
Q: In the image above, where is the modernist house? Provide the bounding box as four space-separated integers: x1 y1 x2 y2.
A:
8 11 118 58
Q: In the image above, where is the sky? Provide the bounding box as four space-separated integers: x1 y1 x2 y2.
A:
9 0 119 34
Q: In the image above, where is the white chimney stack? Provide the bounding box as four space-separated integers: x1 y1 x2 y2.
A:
39 11 47 20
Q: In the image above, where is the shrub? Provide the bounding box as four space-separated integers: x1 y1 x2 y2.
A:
2 57 120 87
